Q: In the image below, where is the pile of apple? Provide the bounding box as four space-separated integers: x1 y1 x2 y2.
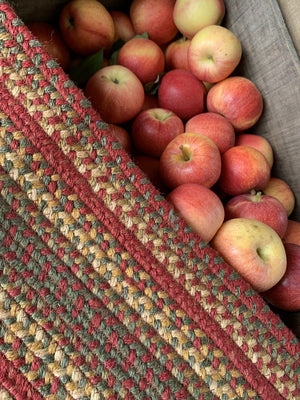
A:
28 0 300 313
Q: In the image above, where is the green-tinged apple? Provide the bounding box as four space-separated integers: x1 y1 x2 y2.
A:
160 132 221 189
131 108 184 158
185 112 235 154
165 37 191 71
173 0 225 39
110 10 135 42
262 177 295 217
211 218 287 292
84 65 144 124
28 22 71 71
224 191 288 238
219 145 271 196
262 243 300 311
158 69 206 121
117 37 165 84
188 25 242 83
59 0 115 56
134 155 168 193
106 123 132 154
207 76 263 131
142 94 159 111
167 183 224 242
130 0 178 45
283 220 300 246
235 133 274 168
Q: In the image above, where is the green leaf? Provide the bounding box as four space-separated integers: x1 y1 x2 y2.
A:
144 72 165 95
69 49 104 87
134 32 149 39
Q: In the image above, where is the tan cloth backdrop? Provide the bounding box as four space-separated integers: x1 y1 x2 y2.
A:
278 0 300 56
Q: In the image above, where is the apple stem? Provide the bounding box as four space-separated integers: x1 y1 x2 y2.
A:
154 110 173 121
163 111 173 120
179 144 191 161
250 190 262 202
256 191 262 202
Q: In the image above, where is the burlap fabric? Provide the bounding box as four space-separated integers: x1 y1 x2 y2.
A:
278 0 300 56
0 1 299 399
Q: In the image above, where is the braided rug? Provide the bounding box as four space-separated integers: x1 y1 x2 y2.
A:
0 2 299 399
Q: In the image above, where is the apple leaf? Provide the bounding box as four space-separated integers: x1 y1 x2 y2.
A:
69 48 104 87
132 32 149 39
144 72 165 95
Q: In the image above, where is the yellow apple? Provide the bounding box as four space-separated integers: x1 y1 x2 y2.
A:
188 25 242 83
173 0 225 39
211 218 287 292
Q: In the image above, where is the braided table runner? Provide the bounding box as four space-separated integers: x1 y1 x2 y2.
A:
0 2 299 399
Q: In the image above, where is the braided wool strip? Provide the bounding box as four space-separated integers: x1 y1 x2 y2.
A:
0 2 299 399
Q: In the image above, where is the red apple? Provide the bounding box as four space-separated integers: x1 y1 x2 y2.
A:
160 132 221 189
106 124 132 154
131 108 184 158
173 0 225 39
110 10 135 42
235 133 274 168
28 22 71 71
211 218 287 292
188 25 242 83
207 76 263 131
218 145 271 196
84 65 144 124
262 177 295 217
283 220 300 246
117 37 165 84
165 37 191 71
59 0 115 56
224 191 288 238
134 155 168 193
262 243 300 311
185 112 235 154
130 0 178 45
166 183 225 242
158 69 206 121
